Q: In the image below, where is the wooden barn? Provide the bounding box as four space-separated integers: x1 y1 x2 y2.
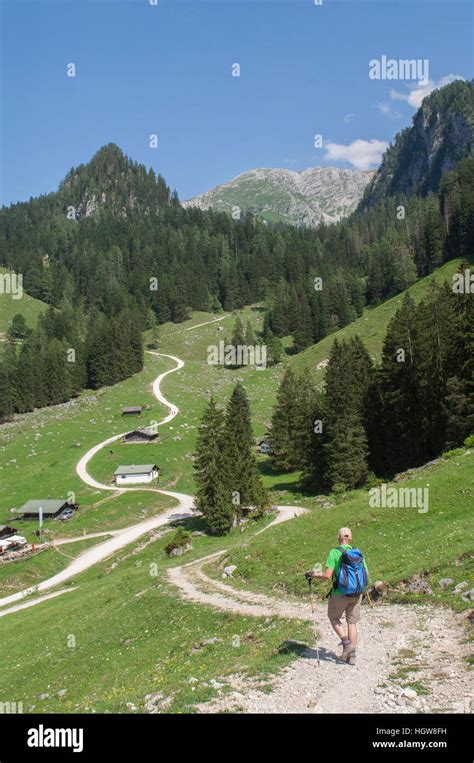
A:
0 525 17 539
122 406 143 416
124 427 159 444
11 499 74 520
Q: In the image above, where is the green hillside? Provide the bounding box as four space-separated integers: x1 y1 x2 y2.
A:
0 267 48 337
0 283 471 714
221 449 474 608
0 449 470 714
291 258 467 382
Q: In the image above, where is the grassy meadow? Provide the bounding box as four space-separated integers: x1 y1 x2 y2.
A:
217 450 474 613
0 263 471 713
0 267 48 338
0 514 310 713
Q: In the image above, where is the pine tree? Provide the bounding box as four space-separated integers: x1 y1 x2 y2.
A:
15 343 37 412
267 333 283 365
231 316 245 347
268 367 301 471
44 339 71 405
324 340 369 489
193 398 233 535
7 313 28 340
224 382 267 520
244 319 256 346
227 316 246 368
0 357 15 421
371 293 425 473
293 294 313 352
442 376 474 448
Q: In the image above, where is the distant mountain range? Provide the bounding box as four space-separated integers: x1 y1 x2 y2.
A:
184 80 473 227
182 167 374 227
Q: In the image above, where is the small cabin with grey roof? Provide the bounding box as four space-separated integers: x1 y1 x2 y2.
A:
114 464 159 485
11 499 75 520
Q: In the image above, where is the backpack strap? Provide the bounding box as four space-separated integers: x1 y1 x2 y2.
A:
331 546 347 590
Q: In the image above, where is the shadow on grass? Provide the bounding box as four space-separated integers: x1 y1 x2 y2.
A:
169 515 208 533
257 460 318 496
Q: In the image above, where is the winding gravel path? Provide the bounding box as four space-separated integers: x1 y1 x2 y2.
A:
170 552 470 714
0 350 193 611
0 332 302 613
1 324 469 715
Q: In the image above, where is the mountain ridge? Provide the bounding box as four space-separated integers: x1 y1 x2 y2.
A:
183 166 374 227
361 79 473 207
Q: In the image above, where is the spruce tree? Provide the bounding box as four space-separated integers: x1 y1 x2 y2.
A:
15 343 37 412
324 339 369 489
224 382 268 520
0 359 15 421
193 398 233 535
293 294 314 352
244 319 256 346
268 367 303 471
231 316 245 347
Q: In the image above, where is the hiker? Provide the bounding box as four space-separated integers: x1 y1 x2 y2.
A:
306 527 368 665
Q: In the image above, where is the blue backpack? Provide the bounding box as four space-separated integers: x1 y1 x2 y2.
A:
334 546 368 596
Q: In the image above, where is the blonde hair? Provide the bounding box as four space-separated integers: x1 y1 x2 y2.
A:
338 527 352 543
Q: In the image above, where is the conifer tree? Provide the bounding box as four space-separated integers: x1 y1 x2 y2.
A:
269 367 300 471
193 398 233 535
224 382 268 520
227 316 246 368
0 356 15 421
231 316 245 347
324 340 369 489
244 319 256 346
7 313 28 340
267 333 283 365
293 294 313 352
15 343 37 413
374 293 425 472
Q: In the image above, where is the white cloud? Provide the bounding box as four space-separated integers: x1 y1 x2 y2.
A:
324 139 388 171
343 113 355 124
390 74 464 109
377 102 402 119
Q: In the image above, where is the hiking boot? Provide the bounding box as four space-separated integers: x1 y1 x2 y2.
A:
347 651 356 666
340 642 355 661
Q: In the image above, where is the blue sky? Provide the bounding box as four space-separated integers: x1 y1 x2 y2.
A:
1 0 472 205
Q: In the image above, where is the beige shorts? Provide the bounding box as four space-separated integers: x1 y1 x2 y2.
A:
328 594 362 626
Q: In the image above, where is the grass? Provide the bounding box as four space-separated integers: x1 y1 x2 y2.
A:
0 266 472 713
219 450 474 612
292 258 467 383
0 267 48 338
0 517 310 713
0 353 173 541
0 536 112 597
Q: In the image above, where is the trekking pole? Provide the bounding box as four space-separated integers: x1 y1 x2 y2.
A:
306 574 320 667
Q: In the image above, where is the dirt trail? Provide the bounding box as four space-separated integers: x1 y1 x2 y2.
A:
169 551 471 714
0 350 193 611
2 321 470 714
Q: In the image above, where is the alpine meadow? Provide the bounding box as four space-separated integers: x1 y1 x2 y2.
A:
0 0 472 755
